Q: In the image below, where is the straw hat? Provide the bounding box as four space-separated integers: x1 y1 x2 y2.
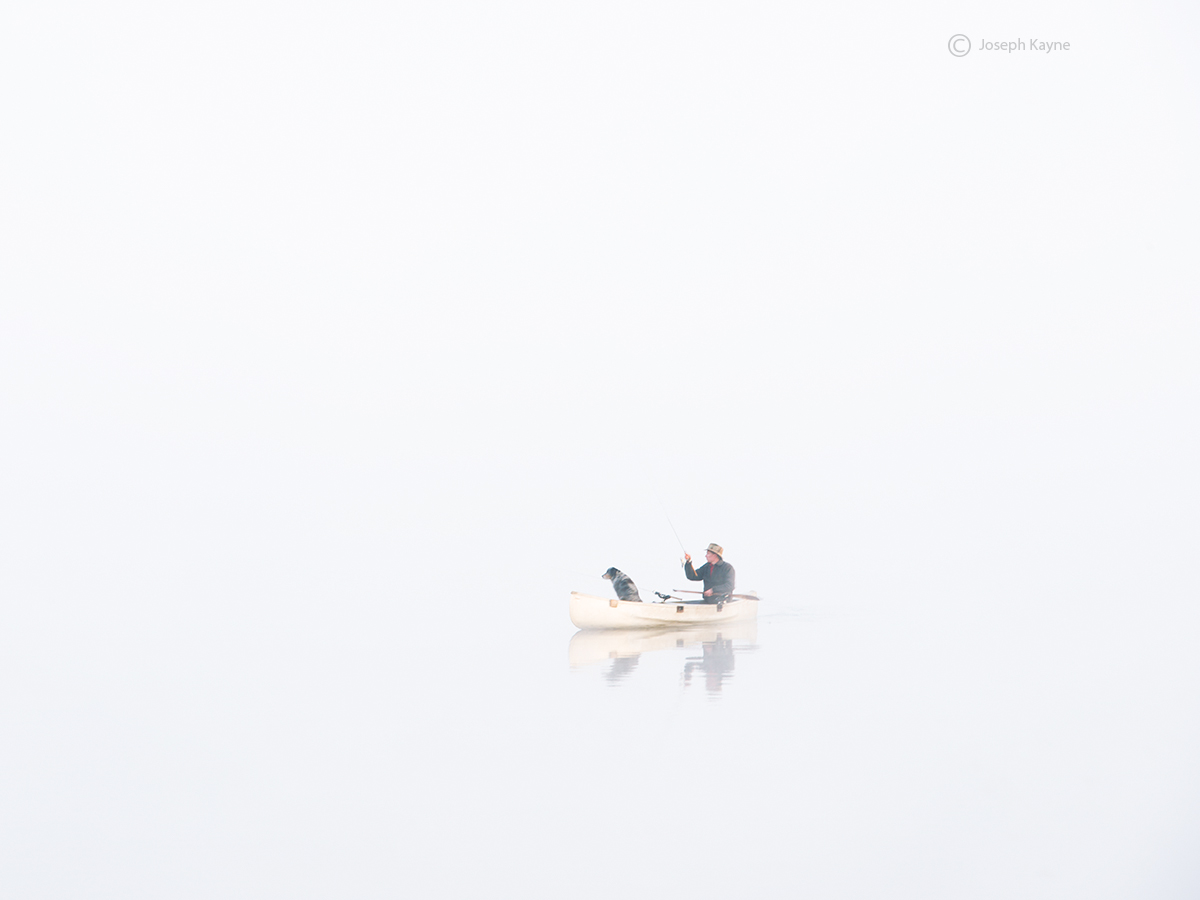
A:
706 543 724 558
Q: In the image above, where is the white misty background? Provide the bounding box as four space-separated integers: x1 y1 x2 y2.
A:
1 0 1198 897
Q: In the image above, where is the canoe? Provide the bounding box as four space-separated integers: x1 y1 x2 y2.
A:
569 590 758 630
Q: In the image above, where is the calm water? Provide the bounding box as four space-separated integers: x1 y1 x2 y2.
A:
561 592 1199 899
569 614 760 693
2 417 1198 898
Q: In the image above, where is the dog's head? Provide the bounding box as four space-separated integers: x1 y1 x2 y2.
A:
601 567 620 580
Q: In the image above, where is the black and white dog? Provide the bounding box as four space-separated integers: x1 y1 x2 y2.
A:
601 567 642 603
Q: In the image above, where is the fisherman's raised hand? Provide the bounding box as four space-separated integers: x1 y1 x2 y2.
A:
683 552 691 562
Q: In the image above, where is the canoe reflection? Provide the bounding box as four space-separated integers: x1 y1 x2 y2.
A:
569 620 758 693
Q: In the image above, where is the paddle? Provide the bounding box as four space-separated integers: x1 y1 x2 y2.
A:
673 589 760 601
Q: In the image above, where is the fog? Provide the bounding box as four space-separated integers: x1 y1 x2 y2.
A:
2 0 1199 896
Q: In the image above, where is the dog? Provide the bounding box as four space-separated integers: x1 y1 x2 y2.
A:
601 567 642 603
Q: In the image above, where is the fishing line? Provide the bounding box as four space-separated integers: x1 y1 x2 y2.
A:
648 472 696 556
641 462 689 558
657 495 688 556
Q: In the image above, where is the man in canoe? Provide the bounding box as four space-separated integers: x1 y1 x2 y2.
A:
683 543 736 603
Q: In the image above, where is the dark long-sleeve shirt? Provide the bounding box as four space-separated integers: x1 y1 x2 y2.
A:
683 559 736 597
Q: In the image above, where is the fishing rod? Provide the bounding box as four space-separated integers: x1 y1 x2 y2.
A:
655 494 689 557
641 462 692 559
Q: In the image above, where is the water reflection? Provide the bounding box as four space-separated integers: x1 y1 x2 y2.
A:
568 620 758 695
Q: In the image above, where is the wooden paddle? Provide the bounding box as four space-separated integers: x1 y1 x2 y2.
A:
673 590 760 601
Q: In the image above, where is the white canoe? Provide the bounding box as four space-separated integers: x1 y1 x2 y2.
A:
569 591 758 630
